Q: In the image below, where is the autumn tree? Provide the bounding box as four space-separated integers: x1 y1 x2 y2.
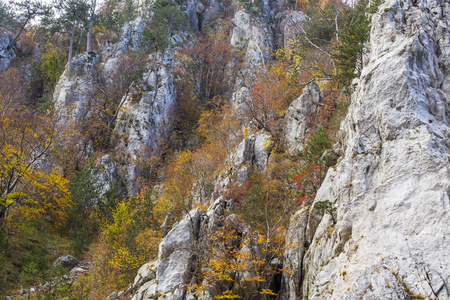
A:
191 215 287 299
87 51 147 149
174 28 235 141
0 106 71 228
244 61 302 135
188 153 303 299
179 31 234 104
8 0 49 49
197 105 242 164
88 195 161 291
46 0 90 81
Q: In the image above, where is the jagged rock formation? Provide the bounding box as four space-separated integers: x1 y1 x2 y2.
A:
126 128 275 299
230 10 273 67
275 10 307 49
52 14 178 192
101 17 146 58
291 0 450 298
93 155 117 198
285 83 321 154
127 0 450 299
53 52 99 124
114 50 176 190
51 0 307 195
0 33 15 73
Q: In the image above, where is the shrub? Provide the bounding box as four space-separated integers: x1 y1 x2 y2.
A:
299 127 332 164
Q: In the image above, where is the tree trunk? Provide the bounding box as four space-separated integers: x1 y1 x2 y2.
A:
76 27 84 55
10 17 31 49
68 25 75 82
87 0 96 52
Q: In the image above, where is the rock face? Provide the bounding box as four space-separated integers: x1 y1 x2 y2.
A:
57 0 450 299
127 209 203 300
130 262 158 300
127 129 276 300
157 209 201 298
53 52 99 125
233 132 272 171
114 50 176 191
52 15 177 193
53 255 78 269
275 10 307 49
294 0 450 299
285 83 321 154
0 33 15 73
230 10 273 67
100 17 146 58
93 154 117 198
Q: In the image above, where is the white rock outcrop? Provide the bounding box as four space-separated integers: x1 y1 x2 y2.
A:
101 17 146 58
230 10 273 67
156 209 202 299
93 154 117 198
128 210 202 300
296 0 450 299
128 1 450 299
275 10 307 49
0 33 15 73
53 52 99 125
233 132 272 171
285 83 321 154
114 50 176 191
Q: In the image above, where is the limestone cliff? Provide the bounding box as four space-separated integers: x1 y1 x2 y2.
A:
126 0 450 299
294 0 450 298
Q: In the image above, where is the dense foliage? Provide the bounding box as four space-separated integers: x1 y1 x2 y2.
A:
0 0 376 297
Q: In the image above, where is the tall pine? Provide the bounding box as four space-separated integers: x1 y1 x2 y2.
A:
333 0 371 88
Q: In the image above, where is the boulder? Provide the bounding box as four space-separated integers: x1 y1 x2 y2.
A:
53 255 78 269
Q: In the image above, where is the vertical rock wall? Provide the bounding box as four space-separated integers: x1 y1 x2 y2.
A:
296 0 450 298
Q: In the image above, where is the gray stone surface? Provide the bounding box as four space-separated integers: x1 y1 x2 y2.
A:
133 261 158 290
285 83 321 154
114 50 176 191
230 10 273 67
93 154 117 199
276 10 307 49
299 1 450 298
0 33 15 73
101 17 146 58
156 209 201 295
53 255 78 269
53 52 99 125
233 132 272 172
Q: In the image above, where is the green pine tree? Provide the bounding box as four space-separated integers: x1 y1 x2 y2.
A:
333 0 372 88
66 164 100 254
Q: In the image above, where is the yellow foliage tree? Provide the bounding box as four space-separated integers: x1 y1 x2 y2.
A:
190 225 287 300
92 197 161 289
0 101 71 227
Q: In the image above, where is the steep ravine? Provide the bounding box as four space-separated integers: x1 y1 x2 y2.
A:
126 0 450 299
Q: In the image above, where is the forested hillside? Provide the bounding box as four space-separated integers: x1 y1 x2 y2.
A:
1 0 449 299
